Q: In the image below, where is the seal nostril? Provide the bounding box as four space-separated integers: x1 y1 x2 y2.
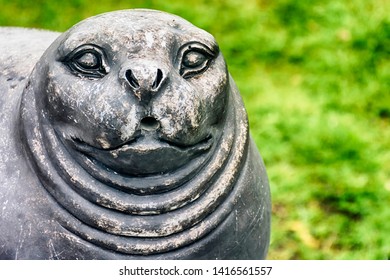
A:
140 117 160 131
125 69 140 89
152 69 164 90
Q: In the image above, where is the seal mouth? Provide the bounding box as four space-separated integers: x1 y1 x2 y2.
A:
70 134 213 176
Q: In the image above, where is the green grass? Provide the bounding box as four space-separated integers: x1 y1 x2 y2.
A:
1 0 389 259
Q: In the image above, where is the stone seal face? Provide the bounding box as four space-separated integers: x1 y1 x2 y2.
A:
0 9 270 259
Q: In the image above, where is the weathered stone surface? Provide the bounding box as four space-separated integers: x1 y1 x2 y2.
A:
0 9 270 259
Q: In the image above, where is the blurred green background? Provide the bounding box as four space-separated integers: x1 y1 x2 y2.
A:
1 0 389 259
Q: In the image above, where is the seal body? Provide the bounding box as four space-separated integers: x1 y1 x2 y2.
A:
0 10 270 259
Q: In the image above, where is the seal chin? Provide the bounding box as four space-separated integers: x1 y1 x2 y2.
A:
70 135 213 176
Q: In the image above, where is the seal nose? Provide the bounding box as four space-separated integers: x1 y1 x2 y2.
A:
123 64 166 103
125 69 164 91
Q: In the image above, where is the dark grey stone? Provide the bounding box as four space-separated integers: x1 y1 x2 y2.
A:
0 9 270 259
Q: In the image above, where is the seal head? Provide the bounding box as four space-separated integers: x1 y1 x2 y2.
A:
36 10 227 178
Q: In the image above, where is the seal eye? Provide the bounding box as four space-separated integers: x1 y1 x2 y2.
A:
76 53 99 69
179 43 217 79
63 45 109 79
182 51 207 68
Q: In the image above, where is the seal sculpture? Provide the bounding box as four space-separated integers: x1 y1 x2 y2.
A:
0 9 270 259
